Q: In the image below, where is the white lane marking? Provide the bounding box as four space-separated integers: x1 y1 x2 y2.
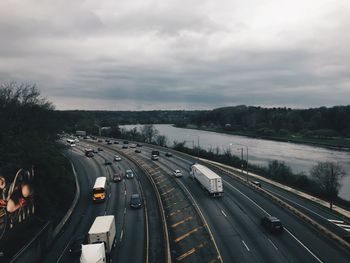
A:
224 180 269 215
242 240 250 251
124 190 127 195
221 210 227 217
120 230 124 241
284 228 323 263
224 180 323 263
335 223 350 228
328 219 344 223
124 208 126 214
345 228 350 232
268 238 278 250
109 193 111 198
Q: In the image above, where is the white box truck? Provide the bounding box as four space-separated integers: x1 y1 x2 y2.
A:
80 243 106 263
88 215 116 253
190 164 223 197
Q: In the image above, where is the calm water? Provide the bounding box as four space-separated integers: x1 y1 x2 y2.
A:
122 124 350 201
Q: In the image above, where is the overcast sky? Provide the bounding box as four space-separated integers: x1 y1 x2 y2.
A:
1 0 349 110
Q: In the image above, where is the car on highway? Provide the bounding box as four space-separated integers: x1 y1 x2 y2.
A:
68 235 85 256
104 160 112 165
252 181 262 187
130 194 142 208
107 141 112 145
97 147 103 151
98 139 102 142
113 172 122 182
130 144 137 148
165 152 173 157
136 143 143 147
122 145 128 149
173 169 182 178
93 149 98 153
151 154 159 161
135 149 141 153
125 169 134 179
123 140 129 144
113 141 119 144
114 155 122 161
105 139 110 142
261 216 283 234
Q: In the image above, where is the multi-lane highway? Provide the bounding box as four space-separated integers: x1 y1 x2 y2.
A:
42 141 164 263
42 138 350 263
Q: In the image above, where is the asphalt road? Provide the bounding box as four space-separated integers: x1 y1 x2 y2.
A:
136 143 350 263
41 142 154 263
42 138 350 263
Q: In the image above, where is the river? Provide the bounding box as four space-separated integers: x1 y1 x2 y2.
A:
121 124 350 201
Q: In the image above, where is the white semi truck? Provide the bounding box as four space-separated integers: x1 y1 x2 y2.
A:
88 215 116 253
190 164 223 197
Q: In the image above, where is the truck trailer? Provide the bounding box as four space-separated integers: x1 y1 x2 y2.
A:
88 215 116 253
80 243 106 263
190 164 223 197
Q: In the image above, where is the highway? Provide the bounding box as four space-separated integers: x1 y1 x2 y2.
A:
42 141 164 263
42 138 350 263
121 141 350 263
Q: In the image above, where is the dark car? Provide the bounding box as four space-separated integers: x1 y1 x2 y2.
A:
130 194 142 208
122 145 128 149
252 181 262 187
113 172 122 182
261 216 283 233
98 139 102 142
136 143 143 147
113 141 119 144
165 152 173 157
68 235 85 256
107 141 112 145
98 147 103 151
135 149 141 153
104 160 112 165
123 140 129 144
93 149 98 153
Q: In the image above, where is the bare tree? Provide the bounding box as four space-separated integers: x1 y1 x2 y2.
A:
140 125 159 143
310 162 345 210
0 82 53 110
155 135 167 147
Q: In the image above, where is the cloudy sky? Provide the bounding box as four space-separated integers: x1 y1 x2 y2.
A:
1 0 349 110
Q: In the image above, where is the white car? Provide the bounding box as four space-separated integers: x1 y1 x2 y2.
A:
130 144 137 148
114 155 122 161
173 170 182 178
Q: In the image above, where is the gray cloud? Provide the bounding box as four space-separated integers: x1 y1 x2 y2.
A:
0 0 350 110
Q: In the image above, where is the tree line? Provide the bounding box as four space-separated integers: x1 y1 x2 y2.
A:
0 82 75 224
185 105 350 139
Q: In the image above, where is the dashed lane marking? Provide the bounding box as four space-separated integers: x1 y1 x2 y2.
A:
242 240 250 251
268 238 278 250
221 210 227 217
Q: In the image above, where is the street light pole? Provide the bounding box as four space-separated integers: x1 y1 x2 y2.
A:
240 147 244 175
